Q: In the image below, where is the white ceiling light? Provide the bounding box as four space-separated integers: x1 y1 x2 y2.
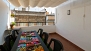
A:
18 0 29 7
8 0 20 7
37 0 50 7
29 0 40 7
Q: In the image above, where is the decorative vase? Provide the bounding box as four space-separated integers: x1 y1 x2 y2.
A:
10 25 14 29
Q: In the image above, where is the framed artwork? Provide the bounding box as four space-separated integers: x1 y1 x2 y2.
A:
67 10 70 15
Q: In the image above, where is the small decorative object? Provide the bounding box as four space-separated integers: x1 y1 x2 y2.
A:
10 22 16 29
67 10 70 15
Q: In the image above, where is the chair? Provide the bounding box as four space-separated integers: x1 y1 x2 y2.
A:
5 35 11 51
15 30 19 35
11 30 17 41
4 35 14 51
9 35 15 46
0 45 6 51
47 38 64 51
9 35 15 42
37 28 43 38
0 42 10 51
42 32 49 45
14 28 21 35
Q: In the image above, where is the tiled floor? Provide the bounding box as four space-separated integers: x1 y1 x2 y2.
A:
48 33 84 51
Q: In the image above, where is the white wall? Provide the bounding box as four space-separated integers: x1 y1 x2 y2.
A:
0 0 9 45
56 0 91 51
21 25 56 33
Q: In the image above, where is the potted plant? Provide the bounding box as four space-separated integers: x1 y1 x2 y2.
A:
11 14 15 17
10 22 16 29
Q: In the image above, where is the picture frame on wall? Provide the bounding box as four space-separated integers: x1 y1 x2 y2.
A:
67 10 70 15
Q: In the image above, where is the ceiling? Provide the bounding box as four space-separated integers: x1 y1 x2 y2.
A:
8 0 67 7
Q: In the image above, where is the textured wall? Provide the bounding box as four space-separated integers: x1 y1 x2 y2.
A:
56 0 91 51
0 0 8 45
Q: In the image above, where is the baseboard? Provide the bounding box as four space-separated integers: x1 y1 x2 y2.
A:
49 32 57 34
49 32 85 51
